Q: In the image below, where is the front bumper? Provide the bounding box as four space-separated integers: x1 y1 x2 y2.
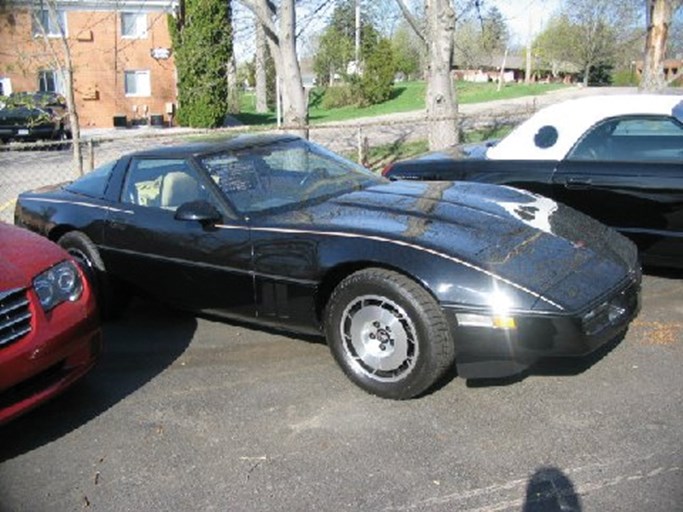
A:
448 275 641 379
0 287 102 425
0 124 58 141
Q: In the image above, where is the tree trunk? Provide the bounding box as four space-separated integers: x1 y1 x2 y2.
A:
641 0 672 91
276 0 308 138
227 52 239 115
255 19 268 113
241 0 307 138
583 63 591 87
40 1 83 175
425 0 458 150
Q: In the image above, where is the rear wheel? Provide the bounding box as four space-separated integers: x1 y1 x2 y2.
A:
58 231 128 319
52 127 71 151
324 268 455 399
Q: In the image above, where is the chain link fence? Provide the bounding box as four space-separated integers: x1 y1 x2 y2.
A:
0 104 536 224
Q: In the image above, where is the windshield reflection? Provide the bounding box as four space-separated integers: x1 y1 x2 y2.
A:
198 139 384 214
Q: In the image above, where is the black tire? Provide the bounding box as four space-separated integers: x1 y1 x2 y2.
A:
324 268 455 399
52 128 71 151
58 231 128 319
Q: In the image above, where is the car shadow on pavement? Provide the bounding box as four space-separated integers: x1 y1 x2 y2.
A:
464 332 626 389
0 299 196 462
643 266 683 279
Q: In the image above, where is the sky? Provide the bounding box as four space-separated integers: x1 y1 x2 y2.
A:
487 0 562 45
233 0 565 63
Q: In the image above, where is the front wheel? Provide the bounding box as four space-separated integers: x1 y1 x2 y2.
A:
58 231 128 319
324 268 455 399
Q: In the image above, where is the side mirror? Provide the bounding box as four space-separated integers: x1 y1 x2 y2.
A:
174 200 222 224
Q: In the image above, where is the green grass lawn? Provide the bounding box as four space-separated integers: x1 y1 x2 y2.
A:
235 81 567 126
350 124 516 172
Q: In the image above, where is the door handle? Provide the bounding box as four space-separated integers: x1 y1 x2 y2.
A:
564 178 592 189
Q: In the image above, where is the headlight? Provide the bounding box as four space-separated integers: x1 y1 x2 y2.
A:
455 291 517 330
33 260 84 311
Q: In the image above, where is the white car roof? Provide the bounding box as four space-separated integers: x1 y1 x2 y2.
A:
486 93 683 161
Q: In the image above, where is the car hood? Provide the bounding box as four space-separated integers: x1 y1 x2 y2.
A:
274 181 637 310
0 223 68 289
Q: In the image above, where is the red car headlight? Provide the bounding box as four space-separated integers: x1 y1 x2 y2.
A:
32 260 84 311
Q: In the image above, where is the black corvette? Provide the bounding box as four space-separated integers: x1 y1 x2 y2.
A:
384 94 683 268
14 134 641 399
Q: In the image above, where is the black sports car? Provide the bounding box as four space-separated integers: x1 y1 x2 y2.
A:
14 134 641 399
384 94 683 269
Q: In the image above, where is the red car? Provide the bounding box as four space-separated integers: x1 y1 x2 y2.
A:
0 223 101 425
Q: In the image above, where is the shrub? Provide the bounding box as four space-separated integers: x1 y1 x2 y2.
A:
321 84 358 109
169 0 232 128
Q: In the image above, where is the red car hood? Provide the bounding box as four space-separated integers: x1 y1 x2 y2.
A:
0 223 68 289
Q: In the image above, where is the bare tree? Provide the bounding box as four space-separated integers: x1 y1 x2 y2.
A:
254 17 268 113
395 0 458 150
562 0 640 86
227 52 240 115
240 0 308 138
33 0 83 174
641 0 683 90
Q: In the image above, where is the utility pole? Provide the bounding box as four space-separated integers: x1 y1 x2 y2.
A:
525 4 533 84
355 0 361 69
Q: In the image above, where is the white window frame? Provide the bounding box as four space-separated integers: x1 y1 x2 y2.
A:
121 12 148 39
38 70 65 94
33 9 68 38
124 70 151 97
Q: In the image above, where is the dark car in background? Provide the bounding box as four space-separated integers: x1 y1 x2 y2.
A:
384 94 683 268
15 134 640 399
0 91 71 144
0 222 101 425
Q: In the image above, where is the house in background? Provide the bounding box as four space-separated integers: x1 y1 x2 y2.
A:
0 0 178 128
635 57 683 86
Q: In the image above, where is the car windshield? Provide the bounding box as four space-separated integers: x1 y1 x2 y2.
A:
65 159 116 198
198 138 385 214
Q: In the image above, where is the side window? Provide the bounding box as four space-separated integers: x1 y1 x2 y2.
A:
569 116 683 162
121 159 210 211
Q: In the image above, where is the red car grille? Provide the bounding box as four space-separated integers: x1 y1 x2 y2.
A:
0 288 32 348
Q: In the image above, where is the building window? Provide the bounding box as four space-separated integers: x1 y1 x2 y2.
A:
33 9 67 37
38 70 64 94
124 70 151 97
121 12 147 38
0 78 11 97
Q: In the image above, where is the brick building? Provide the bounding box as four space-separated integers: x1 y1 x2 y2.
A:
0 0 178 128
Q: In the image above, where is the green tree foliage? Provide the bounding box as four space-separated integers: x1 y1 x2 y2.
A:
359 38 396 104
169 0 232 128
533 15 579 77
534 0 639 86
391 22 423 79
480 6 509 55
454 6 510 68
313 0 380 85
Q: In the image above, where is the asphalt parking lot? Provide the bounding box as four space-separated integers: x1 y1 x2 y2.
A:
0 271 681 512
